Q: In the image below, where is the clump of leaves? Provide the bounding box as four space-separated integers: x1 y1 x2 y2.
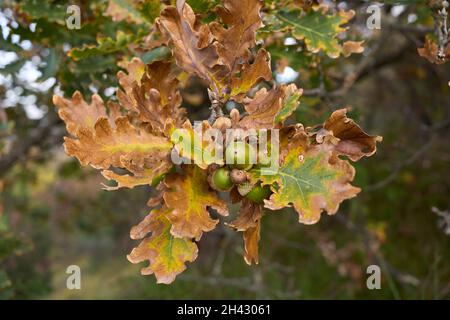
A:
54 0 381 284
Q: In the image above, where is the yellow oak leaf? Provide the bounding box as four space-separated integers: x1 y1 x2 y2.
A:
162 166 228 240
127 206 198 284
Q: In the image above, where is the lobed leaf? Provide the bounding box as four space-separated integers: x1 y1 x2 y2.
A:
127 206 198 284
157 0 229 94
210 0 263 70
162 166 228 240
250 139 360 224
117 58 186 132
315 109 383 161
53 92 110 136
227 198 262 265
277 8 359 58
239 84 303 129
64 116 173 170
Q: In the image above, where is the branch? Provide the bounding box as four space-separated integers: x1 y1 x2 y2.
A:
0 116 62 177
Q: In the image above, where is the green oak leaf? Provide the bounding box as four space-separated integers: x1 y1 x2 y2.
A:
276 9 355 58
68 30 146 61
250 143 360 224
275 84 303 124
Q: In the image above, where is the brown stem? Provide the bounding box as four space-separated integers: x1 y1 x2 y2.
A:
207 89 224 124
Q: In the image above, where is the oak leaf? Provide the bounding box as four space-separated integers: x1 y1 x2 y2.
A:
277 8 358 58
158 0 272 100
210 0 264 70
315 108 382 161
53 92 112 136
227 198 262 265
64 116 173 170
117 58 186 132
101 155 172 190
229 49 272 99
239 84 303 129
127 206 198 284
157 0 229 94
162 166 229 240
169 120 224 169
250 142 360 224
417 35 450 64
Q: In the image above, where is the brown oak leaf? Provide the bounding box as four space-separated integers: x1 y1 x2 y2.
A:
418 35 450 64
157 0 229 94
53 92 113 136
239 84 302 129
117 58 186 132
227 198 262 265
229 49 272 99
210 0 263 70
315 108 382 161
64 116 173 170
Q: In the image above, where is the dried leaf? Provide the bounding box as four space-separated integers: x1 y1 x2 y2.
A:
229 49 272 99
417 35 450 64
53 92 109 136
101 157 172 190
127 206 198 284
64 116 173 170
243 220 260 265
239 84 303 129
342 41 365 57
227 198 262 265
210 0 263 70
162 166 228 240
157 0 228 94
159 0 271 100
117 58 186 132
227 198 262 231
317 108 383 161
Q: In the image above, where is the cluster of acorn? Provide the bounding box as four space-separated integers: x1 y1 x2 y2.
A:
207 140 272 204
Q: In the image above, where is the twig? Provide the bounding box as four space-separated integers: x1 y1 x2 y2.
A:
207 89 224 124
431 0 449 61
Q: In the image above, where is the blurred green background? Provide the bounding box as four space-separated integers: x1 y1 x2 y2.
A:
0 0 449 299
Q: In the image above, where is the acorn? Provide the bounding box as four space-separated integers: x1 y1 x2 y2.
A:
210 167 234 191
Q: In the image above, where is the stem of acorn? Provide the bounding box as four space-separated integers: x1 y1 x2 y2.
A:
207 89 224 124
